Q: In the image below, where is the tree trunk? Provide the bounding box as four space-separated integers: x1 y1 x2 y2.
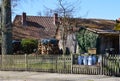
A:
1 0 12 54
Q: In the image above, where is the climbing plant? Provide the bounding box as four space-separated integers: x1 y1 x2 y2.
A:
76 28 98 53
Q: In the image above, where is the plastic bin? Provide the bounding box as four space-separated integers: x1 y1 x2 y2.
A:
92 55 97 65
88 55 92 65
78 56 83 65
83 56 88 65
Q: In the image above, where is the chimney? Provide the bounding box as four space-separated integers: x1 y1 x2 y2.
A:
53 13 58 25
21 12 26 25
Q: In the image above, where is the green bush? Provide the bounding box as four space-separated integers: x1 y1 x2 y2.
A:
21 39 38 54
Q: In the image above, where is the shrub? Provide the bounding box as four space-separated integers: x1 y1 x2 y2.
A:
21 39 38 54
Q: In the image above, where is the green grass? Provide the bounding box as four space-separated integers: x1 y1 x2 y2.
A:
0 61 71 71
28 63 54 69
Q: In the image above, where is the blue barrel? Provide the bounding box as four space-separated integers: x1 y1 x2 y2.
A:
92 55 97 65
88 55 92 65
78 56 83 65
83 56 88 65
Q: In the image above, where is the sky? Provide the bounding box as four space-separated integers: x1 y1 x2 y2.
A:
12 0 120 20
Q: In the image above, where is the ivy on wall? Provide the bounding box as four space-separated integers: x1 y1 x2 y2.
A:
76 28 98 53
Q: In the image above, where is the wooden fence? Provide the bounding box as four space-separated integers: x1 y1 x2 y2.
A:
72 54 120 76
0 54 119 76
72 54 102 75
102 54 120 76
0 55 71 73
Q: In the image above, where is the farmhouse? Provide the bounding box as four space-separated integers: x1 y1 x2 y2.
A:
12 13 59 54
13 12 118 54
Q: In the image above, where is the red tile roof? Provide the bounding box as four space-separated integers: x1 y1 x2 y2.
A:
13 15 56 40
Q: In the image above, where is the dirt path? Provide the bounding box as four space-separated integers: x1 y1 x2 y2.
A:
0 71 119 81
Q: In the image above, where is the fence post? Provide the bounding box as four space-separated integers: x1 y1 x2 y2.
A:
71 54 73 74
25 54 28 71
1 55 3 70
100 54 103 75
1 54 5 70
115 54 120 76
55 56 57 72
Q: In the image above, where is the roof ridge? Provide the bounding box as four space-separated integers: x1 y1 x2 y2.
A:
16 15 53 18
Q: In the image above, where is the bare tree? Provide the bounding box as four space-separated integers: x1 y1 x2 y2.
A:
56 0 80 54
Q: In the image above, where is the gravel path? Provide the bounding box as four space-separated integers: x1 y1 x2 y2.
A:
0 71 119 81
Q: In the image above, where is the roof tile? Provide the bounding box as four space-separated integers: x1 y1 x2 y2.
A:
13 15 56 40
